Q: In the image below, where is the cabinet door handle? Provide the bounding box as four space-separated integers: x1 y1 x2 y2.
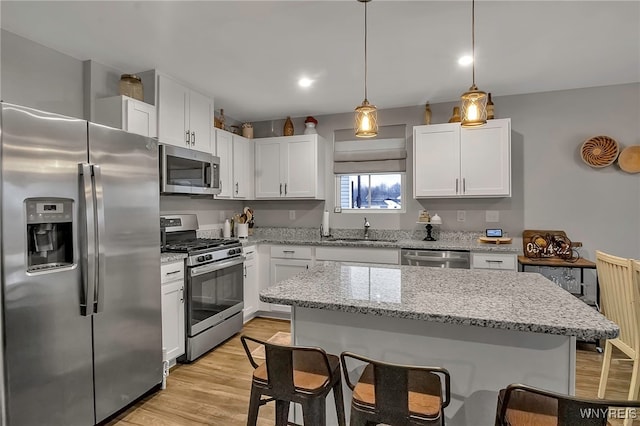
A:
486 260 504 263
235 182 239 194
284 183 288 195
306 265 309 270
165 270 181 276
283 250 295 253
186 130 190 146
191 131 196 146
280 183 283 196
455 178 459 194
244 265 247 278
463 178 466 194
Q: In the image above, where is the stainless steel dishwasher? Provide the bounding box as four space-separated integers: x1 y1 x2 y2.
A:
400 249 471 269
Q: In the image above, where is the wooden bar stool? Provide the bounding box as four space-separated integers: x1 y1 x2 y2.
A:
340 351 451 426
240 335 346 426
495 383 640 425
596 251 640 426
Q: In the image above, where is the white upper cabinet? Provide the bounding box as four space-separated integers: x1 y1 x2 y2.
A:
232 134 253 199
157 74 212 153
254 134 325 199
214 129 254 199
94 95 157 138
214 129 233 198
413 118 511 198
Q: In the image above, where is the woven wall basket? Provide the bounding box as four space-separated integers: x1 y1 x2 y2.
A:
580 135 619 168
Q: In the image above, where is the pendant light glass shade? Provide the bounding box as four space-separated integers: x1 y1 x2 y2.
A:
460 0 487 127
355 0 378 137
355 99 378 138
461 84 488 127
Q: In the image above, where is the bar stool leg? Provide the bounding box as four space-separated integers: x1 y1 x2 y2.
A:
332 379 346 426
598 340 613 398
246 385 261 426
302 398 326 425
348 409 369 426
275 400 290 426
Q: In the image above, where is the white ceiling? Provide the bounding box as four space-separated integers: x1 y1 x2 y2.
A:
2 1 639 122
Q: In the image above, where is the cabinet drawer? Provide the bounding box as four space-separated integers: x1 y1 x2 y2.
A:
161 261 185 283
270 245 312 259
316 247 399 264
471 253 517 271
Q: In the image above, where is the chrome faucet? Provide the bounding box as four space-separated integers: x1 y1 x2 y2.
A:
363 217 371 239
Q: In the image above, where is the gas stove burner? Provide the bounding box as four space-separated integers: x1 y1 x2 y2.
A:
163 238 239 253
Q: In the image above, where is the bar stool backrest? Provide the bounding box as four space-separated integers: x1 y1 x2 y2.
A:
596 250 640 357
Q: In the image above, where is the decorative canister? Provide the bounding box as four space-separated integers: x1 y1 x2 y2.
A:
283 116 294 136
303 116 318 135
424 102 432 125
486 93 495 119
242 123 254 139
119 74 143 101
448 106 461 123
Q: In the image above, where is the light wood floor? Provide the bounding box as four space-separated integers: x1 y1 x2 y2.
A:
106 317 638 425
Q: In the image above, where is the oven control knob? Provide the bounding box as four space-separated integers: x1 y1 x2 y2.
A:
235 248 242 254
197 256 205 262
227 249 235 255
205 254 213 261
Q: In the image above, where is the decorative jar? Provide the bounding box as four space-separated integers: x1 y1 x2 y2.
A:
119 74 143 101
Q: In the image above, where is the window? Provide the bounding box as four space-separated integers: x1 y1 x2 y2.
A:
336 173 404 211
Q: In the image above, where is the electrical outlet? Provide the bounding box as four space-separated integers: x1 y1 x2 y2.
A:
457 210 466 222
486 210 500 222
289 210 296 220
219 211 226 221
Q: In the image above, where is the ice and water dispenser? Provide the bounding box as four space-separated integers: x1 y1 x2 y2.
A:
26 198 73 272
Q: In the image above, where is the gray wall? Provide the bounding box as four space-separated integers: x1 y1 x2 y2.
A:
252 83 640 259
1 30 83 118
2 29 638 258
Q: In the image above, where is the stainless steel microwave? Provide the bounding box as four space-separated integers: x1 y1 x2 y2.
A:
159 144 221 195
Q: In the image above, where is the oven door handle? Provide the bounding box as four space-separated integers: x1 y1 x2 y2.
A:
190 256 245 277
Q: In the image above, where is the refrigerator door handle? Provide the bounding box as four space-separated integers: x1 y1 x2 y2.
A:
79 163 97 316
92 164 106 313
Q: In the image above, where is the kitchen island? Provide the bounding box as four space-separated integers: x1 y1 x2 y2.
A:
260 262 617 426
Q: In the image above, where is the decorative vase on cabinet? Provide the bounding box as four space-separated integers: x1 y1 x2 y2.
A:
283 116 294 136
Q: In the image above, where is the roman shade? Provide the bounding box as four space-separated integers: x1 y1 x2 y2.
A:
334 124 407 174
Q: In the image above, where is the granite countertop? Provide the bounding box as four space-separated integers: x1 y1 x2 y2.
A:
245 228 522 254
259 261 618 341
161 252 187 264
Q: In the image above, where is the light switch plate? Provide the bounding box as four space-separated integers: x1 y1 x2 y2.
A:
486 210 500 222
334 207 342 213
457 210 466 222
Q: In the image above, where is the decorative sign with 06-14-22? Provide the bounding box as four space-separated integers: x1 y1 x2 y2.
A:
522 230 574 260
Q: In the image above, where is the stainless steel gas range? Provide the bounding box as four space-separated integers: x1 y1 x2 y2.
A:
161 214 244 362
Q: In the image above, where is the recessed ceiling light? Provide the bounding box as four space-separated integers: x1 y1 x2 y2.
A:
458 55 473 66
298 78 313 88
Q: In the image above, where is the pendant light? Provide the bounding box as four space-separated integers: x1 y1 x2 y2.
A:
355 0 378 138
460 0 487 127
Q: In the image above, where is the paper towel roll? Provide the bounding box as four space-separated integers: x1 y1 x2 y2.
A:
322 210 330 236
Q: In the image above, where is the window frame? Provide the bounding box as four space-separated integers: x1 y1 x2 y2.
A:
334 172 406 214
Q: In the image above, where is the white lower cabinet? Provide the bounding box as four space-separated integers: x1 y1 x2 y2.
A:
243 245 258 322
161 261 185 363
269 246 313 314
471 252 517 271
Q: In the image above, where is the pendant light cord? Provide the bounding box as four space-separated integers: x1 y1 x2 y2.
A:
471 0 476 87
364 0 368 101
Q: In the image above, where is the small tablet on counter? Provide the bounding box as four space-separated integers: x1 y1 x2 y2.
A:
486 229 503 238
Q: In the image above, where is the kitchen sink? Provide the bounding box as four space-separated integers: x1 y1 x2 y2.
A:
324 237 397 243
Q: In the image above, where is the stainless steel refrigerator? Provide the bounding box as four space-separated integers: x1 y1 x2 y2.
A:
0 103 163 425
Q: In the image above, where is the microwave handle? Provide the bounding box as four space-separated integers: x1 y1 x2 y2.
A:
204 162 211 186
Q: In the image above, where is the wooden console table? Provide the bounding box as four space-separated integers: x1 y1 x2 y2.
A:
517 256 599 308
